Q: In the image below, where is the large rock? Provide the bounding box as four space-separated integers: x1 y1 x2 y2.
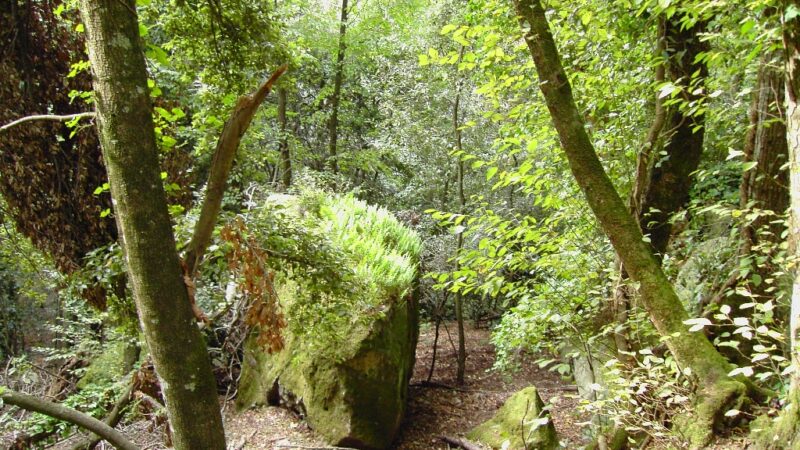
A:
236 194 420 450
467 386 559 450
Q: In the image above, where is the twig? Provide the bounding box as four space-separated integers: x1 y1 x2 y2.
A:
0 112 95 133
274 445 357 450
438 435 484 450
232 430 257 450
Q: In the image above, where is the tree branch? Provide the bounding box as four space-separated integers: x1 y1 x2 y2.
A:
1 388 139 450
0 112 95 133
183 64 288 277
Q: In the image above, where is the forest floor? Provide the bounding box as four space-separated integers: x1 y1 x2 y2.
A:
223 321 591 449
3 321 753 449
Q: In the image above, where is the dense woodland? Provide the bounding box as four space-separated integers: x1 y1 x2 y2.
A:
2 0 800 448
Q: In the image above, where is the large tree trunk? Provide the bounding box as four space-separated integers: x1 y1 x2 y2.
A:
511 1 748 444
328 0 348 174
638 17 708 257
759 3 800 447
712 50 788 364
78 1 226 449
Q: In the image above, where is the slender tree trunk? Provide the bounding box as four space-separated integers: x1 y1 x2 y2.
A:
453 75 467 386
511 1 749 443
278 87 292 190
78 1 225 448
328 0 348 174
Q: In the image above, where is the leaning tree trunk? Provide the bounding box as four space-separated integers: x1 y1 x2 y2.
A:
78 1 226 449
328 0 348 175
511 0 750 445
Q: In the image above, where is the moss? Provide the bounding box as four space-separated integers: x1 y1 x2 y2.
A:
750 387 800 449
76 340 138 390
674 379 747 449
236 194 420 449
467 386 558 450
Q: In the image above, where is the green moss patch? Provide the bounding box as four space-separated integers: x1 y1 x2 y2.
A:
467 386 559 450
236 193 421 450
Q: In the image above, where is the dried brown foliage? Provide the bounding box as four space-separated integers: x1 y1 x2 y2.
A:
0 1 116 291
221 217 286 353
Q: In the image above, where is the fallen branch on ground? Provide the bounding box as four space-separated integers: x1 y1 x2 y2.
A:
0 388 139 450
438 435 484 450
69 375 136 450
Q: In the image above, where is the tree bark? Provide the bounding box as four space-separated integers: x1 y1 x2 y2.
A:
77 1 226 448
761 2 800 447
183 65 287 276
328 0 348 174
278 87 292 190
511 0 746 443
712 50 788 363
638 16 708 257
1 388 138 450
453 78 467 386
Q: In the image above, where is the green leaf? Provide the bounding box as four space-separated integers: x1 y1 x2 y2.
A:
787 5 800 21
486 167 498 181
441 24 458 35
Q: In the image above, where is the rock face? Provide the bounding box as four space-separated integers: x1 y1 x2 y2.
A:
236 194 420 450
467 386 559 450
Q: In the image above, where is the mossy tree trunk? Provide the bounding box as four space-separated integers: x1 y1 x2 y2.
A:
328 0 348 175
78 1 226 448
511 0 747 444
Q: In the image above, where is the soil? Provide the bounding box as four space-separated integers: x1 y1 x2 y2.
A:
16 321 755 449
223 321 590 449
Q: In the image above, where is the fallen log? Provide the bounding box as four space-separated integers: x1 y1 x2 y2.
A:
0 388 139 450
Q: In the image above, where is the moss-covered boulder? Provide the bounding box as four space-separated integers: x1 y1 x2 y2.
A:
236 194 421 450
467 386 559 450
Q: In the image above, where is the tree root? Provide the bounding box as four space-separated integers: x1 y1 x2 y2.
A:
676 379 748 449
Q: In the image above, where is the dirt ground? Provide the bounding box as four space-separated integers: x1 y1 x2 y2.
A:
223 321 589 449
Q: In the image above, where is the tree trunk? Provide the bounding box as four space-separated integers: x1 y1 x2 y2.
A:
328 0 348 174
78 1 226 448
511 1 747 444
638 16 708 257
759 3 800 446
278 87 292 190
453 73 467 386
713 50 788 364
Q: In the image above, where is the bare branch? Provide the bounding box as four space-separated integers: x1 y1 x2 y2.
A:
0 112 95 133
